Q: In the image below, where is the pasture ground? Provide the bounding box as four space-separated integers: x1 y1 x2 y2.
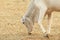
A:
0 0 60 40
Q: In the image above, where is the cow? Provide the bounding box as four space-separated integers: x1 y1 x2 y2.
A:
21 0 60 37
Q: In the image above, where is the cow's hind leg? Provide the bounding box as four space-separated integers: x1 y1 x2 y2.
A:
45 10 53 38
47 12 53 34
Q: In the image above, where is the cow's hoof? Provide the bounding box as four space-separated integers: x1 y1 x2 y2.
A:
22 22 25 24
28 33 32 35
44 34 49 38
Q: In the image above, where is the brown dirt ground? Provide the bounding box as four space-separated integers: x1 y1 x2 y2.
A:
0 0 60 40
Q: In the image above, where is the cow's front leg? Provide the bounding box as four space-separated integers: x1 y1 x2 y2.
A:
22 17 34 35
38 5 47 34
26 24 33 35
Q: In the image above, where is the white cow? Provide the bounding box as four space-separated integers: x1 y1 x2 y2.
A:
21 0 60 37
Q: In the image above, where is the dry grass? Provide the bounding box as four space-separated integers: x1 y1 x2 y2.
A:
0 0 60 40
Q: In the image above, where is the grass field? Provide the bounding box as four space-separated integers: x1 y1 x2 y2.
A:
0 0 60 40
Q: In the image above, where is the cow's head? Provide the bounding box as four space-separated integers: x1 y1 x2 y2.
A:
21 16 26 24
21 16 33 27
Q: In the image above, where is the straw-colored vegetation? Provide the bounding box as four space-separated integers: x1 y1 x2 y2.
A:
0 0 60 40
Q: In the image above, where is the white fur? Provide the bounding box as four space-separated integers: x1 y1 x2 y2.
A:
21 0 60 35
